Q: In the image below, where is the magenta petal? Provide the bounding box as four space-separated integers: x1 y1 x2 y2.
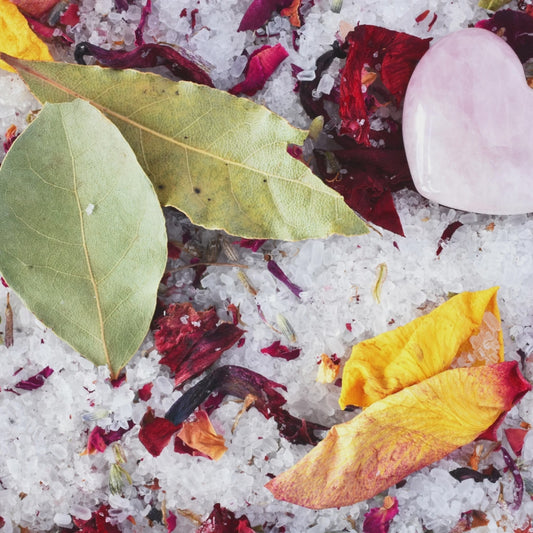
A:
74 42 214 87
363 497 399 533
229 44 289 96
266 259 303 298
15 366 53 390
236 238 267 252
135 0 152 46
238 0 291 31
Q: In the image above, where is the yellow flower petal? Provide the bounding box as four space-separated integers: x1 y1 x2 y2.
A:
0 0 53 72
266 361 531 509
316 353 340 384
339 287 503 409
177 410 227 461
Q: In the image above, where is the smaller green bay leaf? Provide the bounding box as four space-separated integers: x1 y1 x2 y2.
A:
2 56 369 240
0 99 167 378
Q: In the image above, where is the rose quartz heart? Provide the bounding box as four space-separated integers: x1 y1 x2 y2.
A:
402 28 533 215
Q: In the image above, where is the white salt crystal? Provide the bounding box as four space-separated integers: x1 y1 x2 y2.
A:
231 55 248 78
297 69 316 81
315 73 335 95
53 513 72 527
70 505 92 520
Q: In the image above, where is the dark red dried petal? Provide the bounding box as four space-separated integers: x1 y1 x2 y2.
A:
230 44 289 96
173 322 245 387
139 407 179 457
15 366 53 390
167 241 182 259
271 408 327 445
196 503 254 533
505 427 528 456
138 382 153 401
238 0 291 31
73 504 121 533
436 221 463 256
339 25 430 145
83 422 134 454
260 340 300 361
74 42 214 87
449 467 501 483
25 16 73 43
475 10 533 63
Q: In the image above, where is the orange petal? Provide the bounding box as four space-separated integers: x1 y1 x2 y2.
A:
0 0 53 72
266 361 530 509
339 287 503 409
316 353 340 384
177 410 227 461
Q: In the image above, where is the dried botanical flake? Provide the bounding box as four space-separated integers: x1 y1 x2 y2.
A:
0 0 53 72
197 503 254 533
4 293 13 348
138 407 179 457
109 463 130 495
176 508 202 526
505 427 529 455
232 394 256 433
72 503 121 533
478 0 512 10
3 125 18 154
363 496 399 533
266 361 530 509
81 423 133 455
220 237 239 263
276 313 296 343
436 221 463 256
340 288 504 409
501 446 524 509
74 42 213 87
138 382 153 401
469 443 484 470
372 263 387 303
59 2 80 26
135 0 151 46
415 9 430 22
449 466 501 483
260 340 300 361
316 353 340 384
238 271 258 296
238 0 291 31
176 410 227 461
265 256 303 298
229 44 289 96
280 0 302 27
15 366 53 390
236 238 267 252
10 0 60 17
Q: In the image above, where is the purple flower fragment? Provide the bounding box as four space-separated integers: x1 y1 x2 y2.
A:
114 0 131 12
501 446 524 510
74 42 214 87
265 255 303 298
165 365 327 445
15 366 53 390
475 10 533 63
449 466 501 483
236 238 267 252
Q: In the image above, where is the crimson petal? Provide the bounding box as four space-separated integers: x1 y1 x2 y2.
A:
196 503 254 533
139 407 180 457
15 366 53 390
229 44 289 96
260 340 300 361
238 0 291 32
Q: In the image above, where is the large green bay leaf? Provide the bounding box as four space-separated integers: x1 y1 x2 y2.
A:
0 99 167 378
3 56 368 240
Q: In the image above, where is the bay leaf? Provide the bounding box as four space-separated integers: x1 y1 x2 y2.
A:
0 99 167 378
2 56 369 240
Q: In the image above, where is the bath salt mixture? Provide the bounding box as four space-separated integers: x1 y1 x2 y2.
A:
0 0 532 532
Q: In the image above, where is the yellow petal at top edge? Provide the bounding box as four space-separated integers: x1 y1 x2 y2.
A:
339 287 504 409
0 0 53 72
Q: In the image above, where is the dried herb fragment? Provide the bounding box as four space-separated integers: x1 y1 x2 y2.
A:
74 42 214 87
501 446 524 509
230 44 289 96
362 496 399 533
436 221 463 256
196 503 254 533
372 263 387 303
4 293 13 348
165 365 326 445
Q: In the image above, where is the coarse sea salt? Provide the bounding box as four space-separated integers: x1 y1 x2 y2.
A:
0 0 532 532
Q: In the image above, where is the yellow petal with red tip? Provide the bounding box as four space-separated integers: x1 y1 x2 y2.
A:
266 361 530 509
339 287 503 409
0 0 53 72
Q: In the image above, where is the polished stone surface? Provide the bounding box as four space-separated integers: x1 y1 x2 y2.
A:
402 28 533 215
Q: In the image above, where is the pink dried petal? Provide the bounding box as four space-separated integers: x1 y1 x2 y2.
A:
236 238 267 252
229 44 289 96
363 496 399 533
59 3 80 26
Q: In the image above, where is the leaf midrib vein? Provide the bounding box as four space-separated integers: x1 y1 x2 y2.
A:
60 107 112 374
24 65 341 197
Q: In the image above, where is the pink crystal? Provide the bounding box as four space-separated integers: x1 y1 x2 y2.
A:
402 28 533 215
